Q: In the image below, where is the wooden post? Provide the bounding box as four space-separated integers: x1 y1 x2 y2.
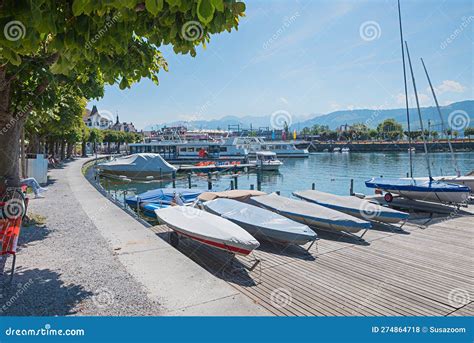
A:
350 179 354 196
276 190 280 195
187 173 192 189
207 172 212 190
257 170 261 191
234 175 238 189
312 182 315 190
172 171 176 188
230 180 234 190
250 184 254 190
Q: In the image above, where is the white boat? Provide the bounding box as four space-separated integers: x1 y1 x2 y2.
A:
129 137 248 162
198 190 266 202
293 190 409 224
97 153 177 179
341 147 350 153
411 176 474 193
155 206 260 256
333 147 341 153
365 177 470 204
407 147 416 153
234 137 309 158
203 198 317 245
250 193 372 234
250 151 283 171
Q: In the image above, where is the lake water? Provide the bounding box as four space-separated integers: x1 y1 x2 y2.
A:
99 152 474 203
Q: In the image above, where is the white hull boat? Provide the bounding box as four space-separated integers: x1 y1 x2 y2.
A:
293 190 409 224
411 176 474 193
203 198 317 245
250 193 372 234
155 206 260 256
366 177 470 204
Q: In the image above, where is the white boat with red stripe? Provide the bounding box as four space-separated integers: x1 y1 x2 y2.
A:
155 206 260 256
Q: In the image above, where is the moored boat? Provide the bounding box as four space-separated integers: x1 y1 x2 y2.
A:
155 206 260 256
250 151 283 171
365 177 470 204
293 190 409 224
203 198 317 245
125 188 204 208
249 193 372 234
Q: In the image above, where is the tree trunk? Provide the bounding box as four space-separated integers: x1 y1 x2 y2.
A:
81 139 87 157
116 142 121 154
27 132 40 154
60 140 65 160
66 141 74 159
0 67 22 187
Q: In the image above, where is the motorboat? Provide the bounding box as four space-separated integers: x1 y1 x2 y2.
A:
249 193 372 234
97 153 177 179
341 147 350 153
155 206 260 256
203 198 317 245
234 137 309 158
333 147 341 153
365 177 470 204
293 190 409 224
250 151 283 171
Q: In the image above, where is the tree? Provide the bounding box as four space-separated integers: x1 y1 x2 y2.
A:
464 127 474 139
377 118 403 140
88 129 104 154
0 0 246 186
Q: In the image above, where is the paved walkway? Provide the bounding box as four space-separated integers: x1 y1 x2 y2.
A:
0 157 268 316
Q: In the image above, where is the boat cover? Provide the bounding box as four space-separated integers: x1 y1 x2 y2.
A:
365 177 470 193
293 190 408 223
126 188 204 207
155 206 260 255
203 198 317 244
198 190 266 202
250 193 371 230
98 153 177 173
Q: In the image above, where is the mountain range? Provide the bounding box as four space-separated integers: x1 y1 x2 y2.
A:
145 100 473 131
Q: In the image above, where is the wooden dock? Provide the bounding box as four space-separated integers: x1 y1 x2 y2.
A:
150 209 473 316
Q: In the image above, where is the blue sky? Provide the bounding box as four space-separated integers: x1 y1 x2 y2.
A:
90 0 473 129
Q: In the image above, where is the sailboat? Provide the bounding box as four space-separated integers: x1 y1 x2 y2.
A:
365 0 471 205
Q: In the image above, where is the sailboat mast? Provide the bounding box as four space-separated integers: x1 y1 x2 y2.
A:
405 41 432 180
398 0 413 178
421 58 461 177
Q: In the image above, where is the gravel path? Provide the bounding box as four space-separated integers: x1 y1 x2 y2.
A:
0 160 161 316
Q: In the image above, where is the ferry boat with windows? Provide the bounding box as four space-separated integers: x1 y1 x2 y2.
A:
129 138 248 163
234 137 309 158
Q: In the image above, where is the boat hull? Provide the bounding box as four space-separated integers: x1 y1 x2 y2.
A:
412 176 474 193
293 190 409 224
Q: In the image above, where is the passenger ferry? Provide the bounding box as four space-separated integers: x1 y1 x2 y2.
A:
129 138 248 163
234 137 309 158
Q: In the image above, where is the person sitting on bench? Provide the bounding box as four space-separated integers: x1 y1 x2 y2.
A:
21 178 48 199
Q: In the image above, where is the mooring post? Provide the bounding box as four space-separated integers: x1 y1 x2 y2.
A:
350 179 354 196
234 175 238 189
207 172 212 190
250 184 254 190
257 170 262 191
230 180 234 190
276 190 280 195
172 171 176 188
187 173 192 189
312 182 315 190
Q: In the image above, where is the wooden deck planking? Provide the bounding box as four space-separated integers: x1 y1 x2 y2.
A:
149 206 473 316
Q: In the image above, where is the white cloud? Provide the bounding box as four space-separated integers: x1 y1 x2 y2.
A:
432 80 466 95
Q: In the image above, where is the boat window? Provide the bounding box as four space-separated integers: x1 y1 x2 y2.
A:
187 147 195 152
180 147 186 152
220 147 227 152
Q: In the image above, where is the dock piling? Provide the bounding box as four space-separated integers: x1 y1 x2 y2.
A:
207 172 212 190
172 172 176 188
312 182 315 190
230 180 234 190
234 175 238 189
187 173 192 189
250 184 254 190
350 179 354 196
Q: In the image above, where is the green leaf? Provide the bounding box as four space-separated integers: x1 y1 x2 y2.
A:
72 0 85 16
197 0 215 25
2 48 22 66
211 0 224 12
145 0 164 16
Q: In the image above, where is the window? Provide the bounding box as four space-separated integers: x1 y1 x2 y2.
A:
220 147 227 152
187 147 195 152
180 147 186 152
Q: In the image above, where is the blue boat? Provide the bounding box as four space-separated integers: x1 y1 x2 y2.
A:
365 177 470 204
125 188 204 208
